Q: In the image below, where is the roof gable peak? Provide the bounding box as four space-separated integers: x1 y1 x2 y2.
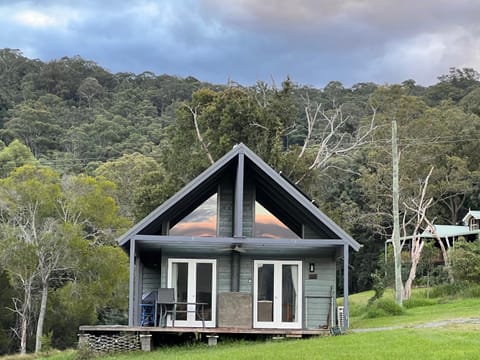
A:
117 143 360 251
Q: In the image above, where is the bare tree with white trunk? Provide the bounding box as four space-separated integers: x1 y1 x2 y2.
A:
297 95 377 179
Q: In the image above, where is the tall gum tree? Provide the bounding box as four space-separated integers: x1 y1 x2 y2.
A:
0 163 130 353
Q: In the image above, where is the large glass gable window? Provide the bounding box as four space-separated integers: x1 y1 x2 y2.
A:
254 202 300 239
170 194 217 237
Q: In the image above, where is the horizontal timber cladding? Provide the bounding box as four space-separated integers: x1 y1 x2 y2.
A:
304 223 330 239
303 255 336 329
217 255 232 293
242 181 255 237
218 178 234 237
239 256 254 293
142 265 161 294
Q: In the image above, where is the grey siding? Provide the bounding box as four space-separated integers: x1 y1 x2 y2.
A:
218 179 233 237
303 254 336 329
142 265 161 294
304 224 320 239
242 181 255 237
217 255 231 293
239 256 253 293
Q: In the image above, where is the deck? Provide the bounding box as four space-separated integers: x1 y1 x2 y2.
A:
79 325 329 336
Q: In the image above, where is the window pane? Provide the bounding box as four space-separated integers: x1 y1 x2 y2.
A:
255 202 299 239
170 194 217 237
172 262 188 320
257 264 274 322
282 265 298 322
196 263 213 321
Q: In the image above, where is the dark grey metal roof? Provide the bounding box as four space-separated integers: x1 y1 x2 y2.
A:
117 143 361 251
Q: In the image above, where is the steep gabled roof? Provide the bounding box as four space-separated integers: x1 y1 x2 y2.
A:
462 210 480 224
117 143 361 251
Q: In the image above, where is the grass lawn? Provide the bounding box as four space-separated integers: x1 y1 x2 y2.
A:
5 289 479 360
31 328 480 360
345 288 480 329
350 297 480 329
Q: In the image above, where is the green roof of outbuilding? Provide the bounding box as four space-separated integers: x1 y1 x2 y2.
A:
421 225 478 238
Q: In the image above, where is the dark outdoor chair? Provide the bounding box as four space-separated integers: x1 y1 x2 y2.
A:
156 288 176 327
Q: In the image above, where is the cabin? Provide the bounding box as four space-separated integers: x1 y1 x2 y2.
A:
462 210 480 231
116 144 360 337
386 210 480 267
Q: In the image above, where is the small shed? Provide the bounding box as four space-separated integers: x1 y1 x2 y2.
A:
462 210 480 231
117 143 360 333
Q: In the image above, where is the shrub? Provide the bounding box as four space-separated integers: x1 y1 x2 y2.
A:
429 283 465 298
450 239 480 283
465 284 480 298
368 271 385 305
75 343 96 360
403 297 437 309
363 298 405 319
349 302 365 317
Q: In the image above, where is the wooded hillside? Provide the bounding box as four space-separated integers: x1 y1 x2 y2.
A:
1 48 479 354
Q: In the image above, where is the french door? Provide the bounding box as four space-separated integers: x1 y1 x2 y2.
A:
167 259 216 327
253 260 302 329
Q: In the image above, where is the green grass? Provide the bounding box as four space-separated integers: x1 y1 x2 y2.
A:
346 288 480 329
32 328 480 360
8 288 480 360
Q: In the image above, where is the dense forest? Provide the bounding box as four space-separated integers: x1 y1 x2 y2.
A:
0 48 479 354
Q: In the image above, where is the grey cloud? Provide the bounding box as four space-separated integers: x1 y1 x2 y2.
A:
1 0 479 87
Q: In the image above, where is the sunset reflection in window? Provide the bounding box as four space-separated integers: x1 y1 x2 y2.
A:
254 202 299 239
169 194 217 237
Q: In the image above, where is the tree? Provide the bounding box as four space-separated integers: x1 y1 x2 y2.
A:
0 269 15 354
77 77 103 109
0 139 35 177
401 167 434 299
0 164 129 353
296 94 377 176
450 238 480 283
0 165 61 354
94 153 167 219
1 95 66 157
359 86 439 304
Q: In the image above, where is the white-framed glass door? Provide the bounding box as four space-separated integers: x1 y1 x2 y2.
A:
253 260 302 329
167 258 216 327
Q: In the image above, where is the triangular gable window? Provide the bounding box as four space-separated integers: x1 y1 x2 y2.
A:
254 202 300 239
169 193 217 237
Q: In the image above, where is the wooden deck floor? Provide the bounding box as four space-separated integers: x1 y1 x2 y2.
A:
79 325 329 336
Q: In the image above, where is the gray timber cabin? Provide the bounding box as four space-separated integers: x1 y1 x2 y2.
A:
117 143 361 333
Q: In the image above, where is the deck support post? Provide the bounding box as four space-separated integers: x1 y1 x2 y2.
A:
140 334 153 351
77 333 88 348
207 335 219 346
343 244 349 330
133 255 141 326
128 239 136 326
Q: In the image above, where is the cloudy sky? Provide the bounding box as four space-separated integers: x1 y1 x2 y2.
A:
1 0 480 87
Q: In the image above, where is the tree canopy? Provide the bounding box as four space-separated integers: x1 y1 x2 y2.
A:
1 48 480 353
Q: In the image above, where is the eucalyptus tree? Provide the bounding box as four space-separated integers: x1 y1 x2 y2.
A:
164 81 298 184
358 86 437 303
359 85 480 301
0 162 129 354
0 165 62 354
